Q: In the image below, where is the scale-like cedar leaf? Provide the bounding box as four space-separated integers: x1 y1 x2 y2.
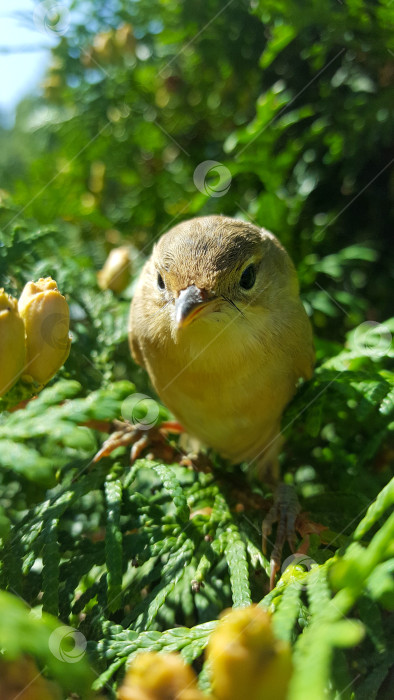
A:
152 462 190 523
105 477 123 612
42 517 60 616
354 477 394 540
224 527 252 608
92 621 216 689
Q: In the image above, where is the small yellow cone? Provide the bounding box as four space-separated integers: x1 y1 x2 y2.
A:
97 246 132 293
18 277 71 386
0 290 26 397
207 605 292 700
0 656 58 700
117 652 205 700
114 23 136 55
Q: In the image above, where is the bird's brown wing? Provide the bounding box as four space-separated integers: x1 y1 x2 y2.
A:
298 338 315 381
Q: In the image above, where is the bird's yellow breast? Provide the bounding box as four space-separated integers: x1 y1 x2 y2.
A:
135 311 300 474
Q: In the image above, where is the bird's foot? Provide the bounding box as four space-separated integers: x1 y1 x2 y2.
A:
178 452 215 473
93 419 184 464
293 511 329 553
262 483 328 589
262 483 300 590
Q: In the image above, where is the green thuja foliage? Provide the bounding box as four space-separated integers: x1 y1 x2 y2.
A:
0 208 393 698
0 364 393 698
0 0 393 697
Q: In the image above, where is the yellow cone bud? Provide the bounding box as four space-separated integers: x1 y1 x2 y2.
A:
114 23 136 55
0 656 57 700
0 290 26 396
93 30 115 60
18 277 71 386
97 246 132 293
207 605 292 700
117 652 205 700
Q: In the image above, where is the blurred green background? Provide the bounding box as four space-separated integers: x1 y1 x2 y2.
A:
1 0 393 339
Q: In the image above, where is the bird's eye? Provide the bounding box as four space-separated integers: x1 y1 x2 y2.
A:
157 273 165 290
240 264 256 290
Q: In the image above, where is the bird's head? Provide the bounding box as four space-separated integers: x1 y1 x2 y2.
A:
142 216 300 353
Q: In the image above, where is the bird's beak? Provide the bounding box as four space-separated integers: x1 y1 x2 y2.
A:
175 285 214 328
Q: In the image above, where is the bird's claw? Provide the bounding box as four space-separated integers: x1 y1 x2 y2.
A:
262 483 301 590
93 420 183 464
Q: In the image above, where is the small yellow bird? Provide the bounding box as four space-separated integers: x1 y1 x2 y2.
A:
127 215 314 579
129 215 314 472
